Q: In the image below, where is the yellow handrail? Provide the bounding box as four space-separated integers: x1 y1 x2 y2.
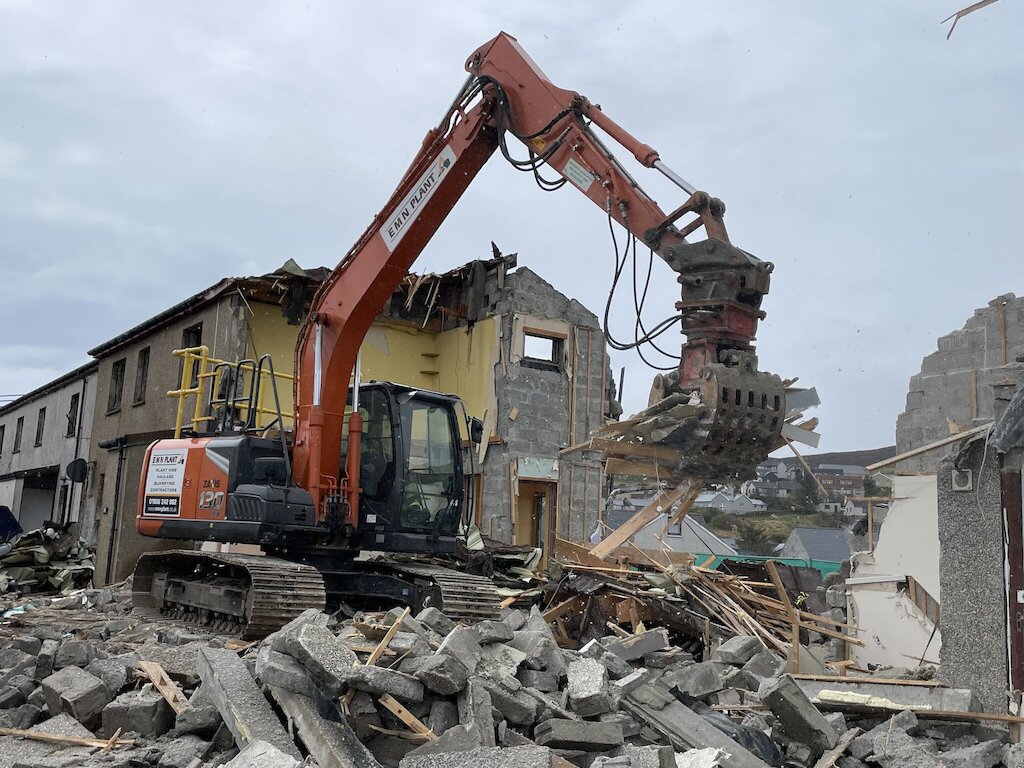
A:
168 347 295 438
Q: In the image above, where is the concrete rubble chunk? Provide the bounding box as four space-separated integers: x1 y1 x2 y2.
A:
254 644 312 697
349 690 382 741
457 676 495 748
605 629 670 662
12 637 42 656
221 739 302 768
509 630 565 676
175 683 222 736
759 674 838 758
674 748 729 768
567 658 616 716
401 653 470 695
712 636 763 665
477 676 539 725
534 717 624 751
741 650 784 682
621 684 772 768
40 665 111 727
390 633 432 658
136 640 208 686
473 620 514 645
664 661 730 699
341 665 425 702
34 640 59 682
429 700 459 736
404 723 483 760
281 622 358 698
269 685 381 768
478 642 528 680
606 744 676 768
197 646 301 759
795 677 981 714
612 668 651 696
936 739 1003 768
517 668 558 692
156 733 209 768
1 712 95 767
436 626 483 674
416 607 457 637
849 710 918 760
400 745 553 768
101 688 174 738
267 607 329 653
84 658 132 698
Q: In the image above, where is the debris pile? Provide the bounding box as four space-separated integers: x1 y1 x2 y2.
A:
0 580 1019 768
0 526 95 597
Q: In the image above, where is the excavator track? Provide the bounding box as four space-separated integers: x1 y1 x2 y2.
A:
380 561 503 623
133 550 327 639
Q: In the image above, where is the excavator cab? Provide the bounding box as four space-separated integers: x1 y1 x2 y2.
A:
340 382 468 551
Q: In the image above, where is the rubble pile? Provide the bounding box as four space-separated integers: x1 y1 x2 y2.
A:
0 526 95 597
0 586 1019 768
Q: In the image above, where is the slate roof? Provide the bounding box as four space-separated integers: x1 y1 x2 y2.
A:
788 527 852 562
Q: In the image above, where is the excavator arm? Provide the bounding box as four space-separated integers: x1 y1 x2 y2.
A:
293 32 783 524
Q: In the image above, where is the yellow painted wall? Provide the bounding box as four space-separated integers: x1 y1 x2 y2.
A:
245 305 499 439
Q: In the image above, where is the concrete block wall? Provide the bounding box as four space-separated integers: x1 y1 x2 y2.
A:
896 294 1024 472
936 440 1007 713
479 268 611 545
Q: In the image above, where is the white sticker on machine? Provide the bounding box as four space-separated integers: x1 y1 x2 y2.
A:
379 146 458 252
562 158 596 192
144 449 187 516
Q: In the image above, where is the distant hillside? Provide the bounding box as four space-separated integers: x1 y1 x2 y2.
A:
780 446 897 469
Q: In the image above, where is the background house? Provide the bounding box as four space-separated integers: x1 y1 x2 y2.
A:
0 363 97 533
778 526 852 563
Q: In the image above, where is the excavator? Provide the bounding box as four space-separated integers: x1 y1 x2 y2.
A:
132 32 785 637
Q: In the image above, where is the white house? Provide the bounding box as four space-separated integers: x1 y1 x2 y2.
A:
693 490 766 516
0 363 98 532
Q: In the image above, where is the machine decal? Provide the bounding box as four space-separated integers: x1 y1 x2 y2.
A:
143 449 187 516
562 158 596 192
379 146 457 251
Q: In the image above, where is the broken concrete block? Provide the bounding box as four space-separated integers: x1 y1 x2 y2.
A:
254 645 311 697
517 668 558 692
390 632 432 658
429 699 459 736
663 661 730 699
34 640 59 682
501 608 527 632
605 628 670 662
598 711 642 739
606 744 676 768
53 639 99 670
477 676 538 725
0 686 24 709
712 636 764 665
1 713 95 767
346 690 381 742
473 620 514 645
136 640 208 686
612 668 651 695
674 749 729 768
825 584 846 608
84 658 132 698
436 626 482 674
400 745 553 768
416 607 456 636
12 636 42 656
477 642 528 681
795 677 981 714
759 674 839 758
101 688 174 738
40 666 111 727
175 683 222 736
849 710 918 760
155 733 209 768
937 739 1003 768
509 630 565 676
621 684 773 768
567 658 616 716
197 646 301 759
404 723 483 761
269 685 380 768
401 653 469 695
0 702 41 730
457 676 495 748
281 622 357 698
534 718 624 750
221 739 301 768
742 650 784 682
341 665 424 702
0 648 32 670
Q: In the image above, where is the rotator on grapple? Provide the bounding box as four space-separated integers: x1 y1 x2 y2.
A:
132 31 784 637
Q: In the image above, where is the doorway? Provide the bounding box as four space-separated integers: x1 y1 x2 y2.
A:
514 480 555 548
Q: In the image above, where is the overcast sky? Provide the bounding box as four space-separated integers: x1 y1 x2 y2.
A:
1 2 1021 453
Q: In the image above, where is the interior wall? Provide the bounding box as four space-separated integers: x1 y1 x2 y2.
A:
19 487 55 532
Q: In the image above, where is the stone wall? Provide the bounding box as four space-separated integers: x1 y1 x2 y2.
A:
896 294 1024 471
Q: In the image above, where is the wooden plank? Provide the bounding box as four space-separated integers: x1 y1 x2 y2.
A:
813 727 861 768
865 422 993 470
366 608 409 667
137 660 190 715
585 437 684 462
791 673 947 688
766 560 801 674
589 480 700 560
0 726 134 749
379 693 436 739
604 458 673 479
543 596 584 622
554 537 612 568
